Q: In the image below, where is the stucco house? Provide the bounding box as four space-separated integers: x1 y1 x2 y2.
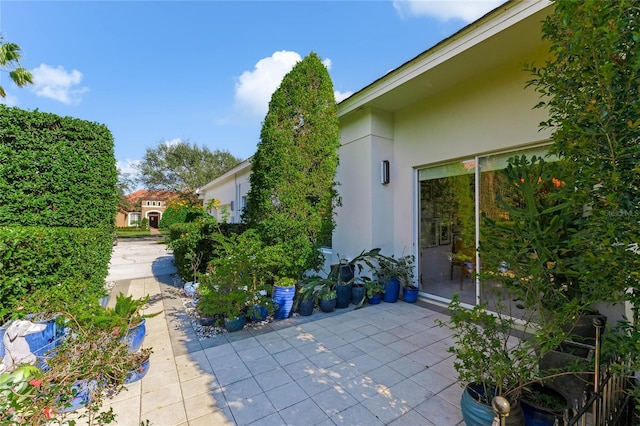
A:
115 189 180 229
196 0 625 320
197 159 251 224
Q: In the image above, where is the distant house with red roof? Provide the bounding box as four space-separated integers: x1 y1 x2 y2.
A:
115 189 182 229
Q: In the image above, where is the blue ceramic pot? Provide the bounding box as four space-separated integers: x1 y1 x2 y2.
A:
461 384 524 426
273 285 295 320
125 357 151 384
58 380 96 412
124 318 146 353
368 294 382 305
383 278 400 303
351 286 366 305
224 314 246 332
335 283 352 309
520 384 568 426
319 298 336 313
24 317 61 354
248 305 268 322
298 299 315 316
402 287 419 303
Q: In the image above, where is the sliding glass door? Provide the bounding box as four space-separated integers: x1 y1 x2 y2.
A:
418 146 551 306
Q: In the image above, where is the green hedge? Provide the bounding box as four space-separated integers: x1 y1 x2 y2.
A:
0 106 117 321
0 226 113 314
0 106 117 228
159 204 204 230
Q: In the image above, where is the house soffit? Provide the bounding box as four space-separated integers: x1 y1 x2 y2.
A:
338 0 552 118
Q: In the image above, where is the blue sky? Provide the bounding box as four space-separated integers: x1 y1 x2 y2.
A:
0 0 505 178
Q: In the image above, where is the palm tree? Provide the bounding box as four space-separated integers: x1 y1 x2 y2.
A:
0 36 33 97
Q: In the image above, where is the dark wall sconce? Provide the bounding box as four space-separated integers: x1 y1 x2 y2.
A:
381 160 390 185
230 201 235 211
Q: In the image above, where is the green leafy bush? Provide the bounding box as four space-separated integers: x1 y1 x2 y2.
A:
167 218 247 281
0 226 112 320
158 200 204 230
0 106 117 229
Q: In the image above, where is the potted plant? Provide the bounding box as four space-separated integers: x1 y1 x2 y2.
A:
296 276 332 317
318 287 337 313
376 253 415 303
395 255 419 303
350 276 368 306
89 293 159 352
438 294 556 426
479 155 610 403
364 279 385 305
272 276 297 319
1 317 153 424
330 260 353 309
519 382 571 426
197 284 248 332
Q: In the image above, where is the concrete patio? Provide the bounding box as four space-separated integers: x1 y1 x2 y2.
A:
99 239 465 425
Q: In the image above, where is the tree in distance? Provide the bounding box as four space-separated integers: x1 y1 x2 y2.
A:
136 141 242 192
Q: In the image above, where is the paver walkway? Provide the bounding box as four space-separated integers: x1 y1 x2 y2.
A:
99 240 465 425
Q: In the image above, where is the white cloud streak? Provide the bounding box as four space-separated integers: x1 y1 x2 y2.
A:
116 159 140 176
234 50 302 121
0 95 18 106
393 0 506 23
231 50 349 122
163 138 183 147
30 64 88 104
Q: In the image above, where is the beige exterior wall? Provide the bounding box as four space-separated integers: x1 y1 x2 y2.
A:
199 160 251 223
332 2 553 268
197 0 555 276
115 198 169 228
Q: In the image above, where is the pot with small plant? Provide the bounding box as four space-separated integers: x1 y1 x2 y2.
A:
519 382 570 426
296 276 333 317
376 253 415 303
319 288 337 313
364 279 385 305
91 293 160 352
350 276 368 306
273 276 297 319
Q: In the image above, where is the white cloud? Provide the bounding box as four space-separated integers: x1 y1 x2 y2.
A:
393 0 506 23
335 90 353 103
0 95 18 106
163 138 183 147
117 159 140 176
233 50 303 121
30 64 88 104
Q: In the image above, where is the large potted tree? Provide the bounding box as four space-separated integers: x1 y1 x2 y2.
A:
438 293 560 426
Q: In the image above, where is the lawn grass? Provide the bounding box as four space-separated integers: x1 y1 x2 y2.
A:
115 228 152 238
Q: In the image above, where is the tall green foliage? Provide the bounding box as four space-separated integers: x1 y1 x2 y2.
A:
245 52 340 277
0 106 117 229
528 0 640 303
0 106 117 318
